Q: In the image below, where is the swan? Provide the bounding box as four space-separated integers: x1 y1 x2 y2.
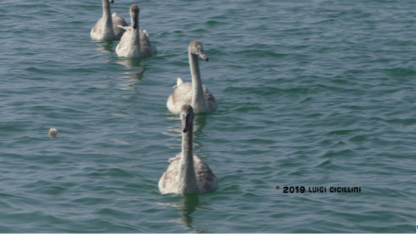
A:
115 4 157 58
159 105 218 195
91 0 128 41
167 41 217 114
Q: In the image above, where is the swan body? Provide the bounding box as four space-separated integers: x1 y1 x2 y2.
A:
116 4 157 58
112 12 128 39
91 0 128 41
167 41 217 114
140 29 157 57
159 105 218 195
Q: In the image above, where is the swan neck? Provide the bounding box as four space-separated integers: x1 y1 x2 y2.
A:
181 125 193 161
189 52 206 110
130 14 140 47
178 125 198 195
102 0 111 21
102 0 113 34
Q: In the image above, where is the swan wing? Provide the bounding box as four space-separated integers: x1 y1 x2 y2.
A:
140 29 157 56
177 78 184 86
115 30 131 56
167 81 192 114
159 158 180 194
193 156 218 194
112 12 128 40
91 18 104 40
117 25 131 31
203 85 218 111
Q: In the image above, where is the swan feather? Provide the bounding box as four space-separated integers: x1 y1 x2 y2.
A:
159 155 218 194
167 80 217 114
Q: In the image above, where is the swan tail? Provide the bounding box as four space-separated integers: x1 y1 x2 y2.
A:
142 29 149 37
168 153 181 162
177 78 183 86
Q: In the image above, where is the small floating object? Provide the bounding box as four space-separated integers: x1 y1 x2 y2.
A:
49 127 58 138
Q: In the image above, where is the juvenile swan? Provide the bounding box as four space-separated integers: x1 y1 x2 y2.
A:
91 0 128 41
116 4 157 58
159 105 218 195
167 41 217 114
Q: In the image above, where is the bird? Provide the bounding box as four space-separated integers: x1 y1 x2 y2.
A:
167 41 217 114
91 0 128 41
115 4 157 58
159 105 218 195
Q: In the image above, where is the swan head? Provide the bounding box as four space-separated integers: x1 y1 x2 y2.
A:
189 41 209 61
130 4 140 29
103 0 113 6
180 105 194 133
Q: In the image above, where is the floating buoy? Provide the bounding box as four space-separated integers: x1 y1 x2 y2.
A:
49 127 58 138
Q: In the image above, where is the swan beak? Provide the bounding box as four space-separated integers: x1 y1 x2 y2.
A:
133 15 138 29
199 50 209 61
182 119 188 133
181 115 188 133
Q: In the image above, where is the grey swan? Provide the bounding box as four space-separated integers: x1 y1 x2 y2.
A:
159 105 218 195
115 4 157 58
167 41 217 114
91 0 128 41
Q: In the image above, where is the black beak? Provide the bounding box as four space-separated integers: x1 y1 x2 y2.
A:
182 115 189 133
182 122 188 133
133 16 137 29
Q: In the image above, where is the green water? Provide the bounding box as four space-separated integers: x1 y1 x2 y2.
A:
0 0 415 232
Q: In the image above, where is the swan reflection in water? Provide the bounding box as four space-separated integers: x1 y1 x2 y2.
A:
117 59 146 79
95 41 115 54
158 195 210 229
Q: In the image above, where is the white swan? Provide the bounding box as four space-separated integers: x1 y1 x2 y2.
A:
115 4 157 58
167 41 217 114
159 105 218 195
91 0 128 41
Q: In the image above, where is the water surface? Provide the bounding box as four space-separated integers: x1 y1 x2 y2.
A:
0 0 415 232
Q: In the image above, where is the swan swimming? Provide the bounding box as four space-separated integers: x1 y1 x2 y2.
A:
159 105 218 195
115 4 157 58
91 0 128 41
167 41 217 114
